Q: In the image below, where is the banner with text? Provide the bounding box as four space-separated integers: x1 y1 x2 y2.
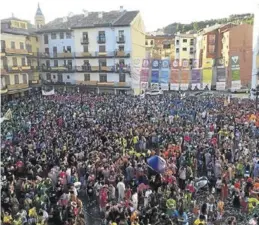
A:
231 56 241 89
191 69 201 89
216 67 226 90
160 59 170 90
170 59 180 90
202 68 213 90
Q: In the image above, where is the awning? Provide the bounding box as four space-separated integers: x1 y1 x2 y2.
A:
8 88 31 94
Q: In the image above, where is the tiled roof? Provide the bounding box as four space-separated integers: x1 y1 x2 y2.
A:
39 10 139 32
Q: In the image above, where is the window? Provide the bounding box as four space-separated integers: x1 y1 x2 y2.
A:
22 58 26 66
176 40 179 45
182 47 187 51
5 76 10 85
84 74 90 81
119 73 126 82
11 41 15 49
99 45 106 52
60 32 64 39
99 59 107 67
145 41 148 45
12 57 17 66
1 40 6 51
53 75 56 79
35 37 38 42
150 40 153 45
51 33 56 39
119 30 124 38
190 39 194 45
66 32 72 39
189 59 193 66
14 74 19 84
119 45 124 51
176 48 179 53
20 42 24 49
26 44 32 52
54 60 58 67
67 46 71 53
99 74 107 82
163 44 171 49
208 45 215 53
46 60 50 67
46 73 51 80
57 73 63 82
83 45 88 52
119 59 125 65
22 74 27 84
27 59 31 66
67 75 70 79
83 60 89 65
45 48 49 54
82 32 88 40
53 47 57 57
98 31 105 39
190 48 194 54
44 34 48 44
20 23 26 29
183 39 187 43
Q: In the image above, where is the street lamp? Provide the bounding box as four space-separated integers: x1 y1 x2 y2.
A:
251 85 259 110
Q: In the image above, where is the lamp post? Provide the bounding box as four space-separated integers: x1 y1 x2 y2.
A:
251 85 259 110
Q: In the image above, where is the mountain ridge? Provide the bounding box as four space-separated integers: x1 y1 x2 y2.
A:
158 13 254 35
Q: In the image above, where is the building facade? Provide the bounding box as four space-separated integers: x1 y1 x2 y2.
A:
174 33 196 67
145 35 175 59
0 17 40 98
37 8 145 94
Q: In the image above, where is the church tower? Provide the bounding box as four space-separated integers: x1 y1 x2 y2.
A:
34 3 45 29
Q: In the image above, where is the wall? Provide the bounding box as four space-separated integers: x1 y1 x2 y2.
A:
228 24 253 86
1 33 26 50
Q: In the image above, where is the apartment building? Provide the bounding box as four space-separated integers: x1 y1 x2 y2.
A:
174 33 196 67
0 16 40 98
37 7 146 94
145 35 175 59
221 23 253 87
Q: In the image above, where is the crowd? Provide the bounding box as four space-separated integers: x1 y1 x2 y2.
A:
1 90 259 225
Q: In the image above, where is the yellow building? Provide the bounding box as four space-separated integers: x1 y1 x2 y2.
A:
145 35 175 60
174 33 196 66
1 17 40 98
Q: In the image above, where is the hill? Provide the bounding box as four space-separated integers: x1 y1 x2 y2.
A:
162 13 254 34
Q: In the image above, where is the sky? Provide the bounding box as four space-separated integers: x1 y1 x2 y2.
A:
0 0 256 31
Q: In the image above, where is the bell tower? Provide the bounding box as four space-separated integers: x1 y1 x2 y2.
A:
34 3 45 29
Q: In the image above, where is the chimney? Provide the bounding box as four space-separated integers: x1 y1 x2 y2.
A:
120 6 124 12
83 10 88 17
98 12 103 19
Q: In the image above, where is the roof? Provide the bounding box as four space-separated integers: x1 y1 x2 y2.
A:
175 33 195 38
1 17 28 23
38 10 139 32
146 34 175 39
36 3 44 16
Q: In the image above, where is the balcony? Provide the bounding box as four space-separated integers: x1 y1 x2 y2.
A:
39 52 50 58
81 38 89 44
116 36 125 43
76 81 98 85
57 52 74 58
98 51 107 56
75 65 130 73
7 83 29 91
5 48 28 55
80 52 92 57
21 65 31 71
116 82 130 87
29 80 41 85
97 36 106 44
98 82 115 86
40 65 75 72
115 51 130 57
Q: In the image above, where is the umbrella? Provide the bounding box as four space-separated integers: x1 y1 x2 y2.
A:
147 155 167 173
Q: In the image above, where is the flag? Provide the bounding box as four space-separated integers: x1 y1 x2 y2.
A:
3 109 12 120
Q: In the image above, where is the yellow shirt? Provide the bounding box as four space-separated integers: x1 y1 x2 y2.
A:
194 219 205 225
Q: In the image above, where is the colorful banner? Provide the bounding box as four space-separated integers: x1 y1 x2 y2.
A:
202 68 212 90
152 59 160 69
141 82 148 91
160 70 169 83
182 59 189 69
216 82 226 90
170 69 179 84
151 70 159 83
140 69 149 82
161 59 169 69
191 69 201 84
193 59 199 69
142 59 150 68
231 55 241 89
216 67 226 82
180 69 190 84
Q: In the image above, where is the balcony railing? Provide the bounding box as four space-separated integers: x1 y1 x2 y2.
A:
40 65 74 72
97 36 106 43
29 80 41 85
57 52 73 58
21 65 31 70
7 83 29 91
116 36 125 43
5 48 28 55
75 65 131 73
81 38 89 44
